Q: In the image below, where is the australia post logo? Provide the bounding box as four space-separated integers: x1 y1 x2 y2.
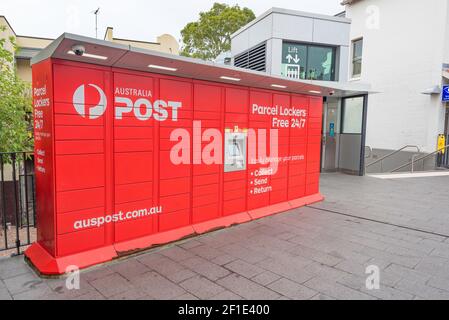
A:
73 84 107 119
72 84 182 121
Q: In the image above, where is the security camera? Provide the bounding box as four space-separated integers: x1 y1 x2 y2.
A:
71 44 86 56
329 90 335 96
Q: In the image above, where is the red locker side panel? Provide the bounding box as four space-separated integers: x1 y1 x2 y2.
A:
32 59 56 255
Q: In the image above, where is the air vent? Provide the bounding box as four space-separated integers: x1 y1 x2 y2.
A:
234 42 266 72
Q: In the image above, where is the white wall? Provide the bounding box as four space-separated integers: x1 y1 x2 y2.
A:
346 0 449 152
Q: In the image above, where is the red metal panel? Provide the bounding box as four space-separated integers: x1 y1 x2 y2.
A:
55 125 104 141
194 84 222 112
159 210 190 232
57 227 105 257
55 140 104 155
193 173 220 186
193 193 219 208
115 182 152 204
114 216 155 243
223 198 246 216
194 112 221 121
57 207 105 235
193 203 220 223
160 151 190 179
53 64 106 104
270 190 288 204
115 152 153 185
56 154 105 191
226 88 249 114
193 164 220 176
193 183 219 197
306 183 320 196
160 193 190 214
160 177 191 196
308 118 322 136
309 97 323 118
114 199 156 242
115 126 152 139
224 186 246 201
307 144 321 163
114 139 153 153
56 188 105 213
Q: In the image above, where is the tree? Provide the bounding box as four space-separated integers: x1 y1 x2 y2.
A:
181 3 255 61
0 25 33 154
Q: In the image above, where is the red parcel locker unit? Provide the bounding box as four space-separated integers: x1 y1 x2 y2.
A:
26 34 326 275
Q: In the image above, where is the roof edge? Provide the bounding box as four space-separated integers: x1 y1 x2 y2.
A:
0 15 16 35
232 7 350 38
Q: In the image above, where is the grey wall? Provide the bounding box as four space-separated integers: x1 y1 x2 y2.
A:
339 134 362 174
231 9 351 82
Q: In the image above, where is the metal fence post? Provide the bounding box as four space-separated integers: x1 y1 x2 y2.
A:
11 153 21 255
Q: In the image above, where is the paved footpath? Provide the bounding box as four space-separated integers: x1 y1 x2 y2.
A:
2 173 449 300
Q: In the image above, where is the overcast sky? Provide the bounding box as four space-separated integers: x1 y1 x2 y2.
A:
0 0 344 43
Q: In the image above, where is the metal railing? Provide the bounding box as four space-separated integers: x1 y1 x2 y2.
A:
391 145 449 173
365 146 372 159
365 145 421 173
0 152 36 256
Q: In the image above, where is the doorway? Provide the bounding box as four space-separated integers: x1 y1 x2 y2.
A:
321 98 341 172
321 95 368 175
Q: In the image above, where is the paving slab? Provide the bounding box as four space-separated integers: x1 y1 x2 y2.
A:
179 275 226 300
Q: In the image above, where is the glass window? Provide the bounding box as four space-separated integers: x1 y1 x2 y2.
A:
307 46 335 81
281 42 336 81
342 97 364 134
352 39 363 78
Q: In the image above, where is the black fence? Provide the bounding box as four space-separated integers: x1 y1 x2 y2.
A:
0 152 36 256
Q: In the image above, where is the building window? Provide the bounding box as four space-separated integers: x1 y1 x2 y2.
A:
342 97 364 134
281 42 336 81
351 38 363 78
307 46 335 81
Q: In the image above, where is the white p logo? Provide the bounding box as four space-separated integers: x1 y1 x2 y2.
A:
73 84 107 119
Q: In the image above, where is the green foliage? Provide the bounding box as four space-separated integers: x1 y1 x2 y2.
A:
181 3 255 60
0 25 33 154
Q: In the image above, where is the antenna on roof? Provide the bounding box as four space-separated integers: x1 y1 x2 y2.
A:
93 7 100 38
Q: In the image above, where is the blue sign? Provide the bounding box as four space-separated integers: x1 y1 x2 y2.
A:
443 86 449 102
329 123 335 137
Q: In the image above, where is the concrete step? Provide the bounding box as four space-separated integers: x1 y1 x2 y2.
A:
368 170 449 180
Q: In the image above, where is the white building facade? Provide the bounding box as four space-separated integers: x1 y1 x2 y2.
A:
344 0 449 172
